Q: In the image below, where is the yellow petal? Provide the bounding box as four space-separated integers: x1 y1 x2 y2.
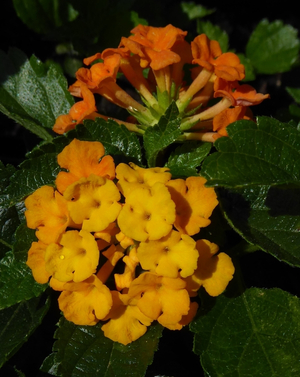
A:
118 182 175 241
58 275 112 325
101 291 152 345
45 230 99 282
26 241 51 284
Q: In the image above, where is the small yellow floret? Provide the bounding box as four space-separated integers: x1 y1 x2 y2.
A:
58 275 112 325
137 230 198 278
128 272 191 329
184 239 235 297
101 291 153 345
166 176 218 235
45 229 99 282
25 186 70 244
118 182 176 241
64 174 121 232
116 162 171 195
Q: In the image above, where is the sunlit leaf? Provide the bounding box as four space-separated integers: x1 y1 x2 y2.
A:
246 19 300 74
191 288 300 377
42 317 163 377
0 48 74 141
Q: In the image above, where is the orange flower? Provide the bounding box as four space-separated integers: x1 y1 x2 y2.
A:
53 84 99 134
214 78 270 106
120 24 187 70
75 54 121 91
191 34 245 81
55 139 115 193
213 106 253 136
166 177 218 235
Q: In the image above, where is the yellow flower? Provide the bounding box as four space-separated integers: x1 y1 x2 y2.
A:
45 230 99 282
166 176 218 235
137 230 198 278
116 162 171 196
26 241 51 284
101 291 153 345
25 186 70 244
58 275 112 325
64 174 121 233
128 272 191 329
118 182 176 241
56 139 115 194
184 239 235 297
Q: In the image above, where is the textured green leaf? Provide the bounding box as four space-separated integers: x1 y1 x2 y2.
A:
246 19 300 74
76 119 142 164
166 141 211 178
0 162 16 207
201 117 300 188
0 48 74 140
218 185 300 266
0 250 47 310
143 102 182 167
44 317 163 377
191 288 300 377
0 295 50 367
13 0 79 34
4 152 60 207
0 206 20 257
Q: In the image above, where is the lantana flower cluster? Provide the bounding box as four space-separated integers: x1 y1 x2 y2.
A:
25 139 235 345
54 24 269 141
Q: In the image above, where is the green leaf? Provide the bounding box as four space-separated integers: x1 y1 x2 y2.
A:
191 288 300 377
143 102 182 167
0 48 74 141
0 296 50 367
246 19 300 74
13 0 79 34
0 250 47 310
181 2 215 20
4 151 60 207
44 317 163 377
0 162 16 207
286 87 300 104
75 119 142 164
218 185 300 266
201 117 300 188
0 206 20 257
196 21 229 52
166 141 211 178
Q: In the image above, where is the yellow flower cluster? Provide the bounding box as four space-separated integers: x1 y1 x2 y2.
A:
25 139 234 345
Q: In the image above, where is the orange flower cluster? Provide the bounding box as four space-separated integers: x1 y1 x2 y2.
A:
25 139 235 345
54 24 269 141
